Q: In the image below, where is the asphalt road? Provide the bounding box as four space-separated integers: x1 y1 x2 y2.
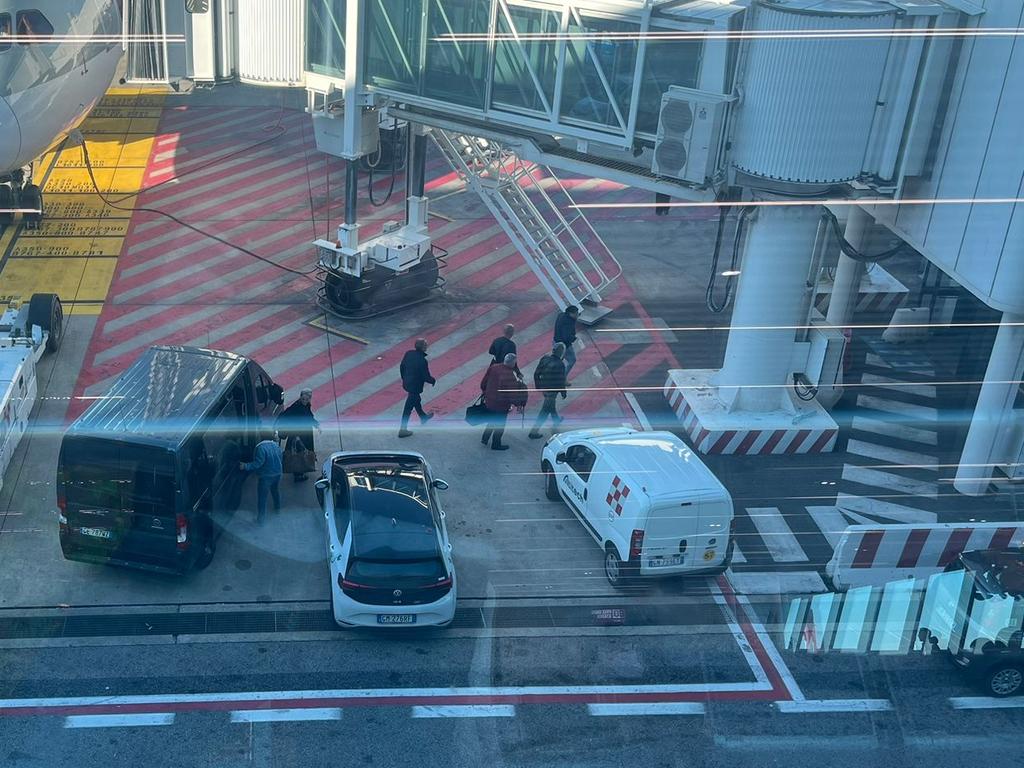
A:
0 603 1016 768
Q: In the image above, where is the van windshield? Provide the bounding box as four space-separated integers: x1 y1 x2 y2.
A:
62 440 177 517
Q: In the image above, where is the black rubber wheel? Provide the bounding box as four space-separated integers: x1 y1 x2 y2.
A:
194 523 216 570
605 546 627 589
543 461 560 501
325 272 364 311
0 185 13 226
985 663 1024 698
20 183 42 228
27 293 63 353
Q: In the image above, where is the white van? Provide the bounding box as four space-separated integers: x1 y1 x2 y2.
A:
541 428 734 587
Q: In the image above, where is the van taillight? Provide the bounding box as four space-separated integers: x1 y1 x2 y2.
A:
176 514 188 550
629 529 644 560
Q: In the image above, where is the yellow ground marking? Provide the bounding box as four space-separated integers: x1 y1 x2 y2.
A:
0 258 117 307
19 219 131 239
306 317 371 345
11 237 125 258
0 86 166 313
42 194 129 220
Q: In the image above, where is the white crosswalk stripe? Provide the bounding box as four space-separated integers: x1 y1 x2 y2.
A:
745 507 808 563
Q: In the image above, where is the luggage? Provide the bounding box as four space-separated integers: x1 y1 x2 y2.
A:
465 395 489 426
282 436 317 474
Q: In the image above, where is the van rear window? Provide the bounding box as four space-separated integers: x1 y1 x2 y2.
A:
62 440 176 516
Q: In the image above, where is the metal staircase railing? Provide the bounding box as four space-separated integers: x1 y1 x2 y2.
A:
431 129 621 324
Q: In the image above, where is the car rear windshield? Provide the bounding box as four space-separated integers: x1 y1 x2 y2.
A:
61 439 177 517
346 556 447 588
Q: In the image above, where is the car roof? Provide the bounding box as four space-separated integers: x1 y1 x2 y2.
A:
66 346 249 449
571 429 725 498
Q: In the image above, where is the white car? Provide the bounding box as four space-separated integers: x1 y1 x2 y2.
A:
314 451 456 628
541 428 734 588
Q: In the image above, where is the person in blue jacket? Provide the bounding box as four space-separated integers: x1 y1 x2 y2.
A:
240 430 283 524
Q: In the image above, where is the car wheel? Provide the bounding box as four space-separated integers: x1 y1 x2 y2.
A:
985 663 1024 698
27 293 63 353
542 461 559 501
605 546 627 589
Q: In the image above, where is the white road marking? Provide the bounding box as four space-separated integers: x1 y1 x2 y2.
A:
623 393 651 431
730 541 747 564
860 372 937 398
836 492 937 525
411 705 516 718
949 696 1024 710
587 702 705 716
856 394 938 421
807 505 848 548
865 352 934 374
745 507 808 562
851 416 938 446
776 699 892 713
230 708 342 723
735 594 805 702
903 735 1011 749
841 465 938 498
64 714 175 729
845 439 938 470
708 585 770 687
725 570 827 595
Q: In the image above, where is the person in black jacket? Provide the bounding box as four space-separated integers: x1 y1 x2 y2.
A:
399 338 436 438
488 324 516 364
529 343 567 439
276 388 320 481
553 305 580 380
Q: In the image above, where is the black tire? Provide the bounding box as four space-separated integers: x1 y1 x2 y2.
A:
605 545 627 589
984 663 1024 698
20 183 42 226
708 538 735 575
0 185 13 226
324 272 364 311
194 523 216 570
27 293 63 353
542 461 560 501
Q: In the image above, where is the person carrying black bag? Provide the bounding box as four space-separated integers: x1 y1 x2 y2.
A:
529 343 568 439
276 388 320 481
480 353 527 451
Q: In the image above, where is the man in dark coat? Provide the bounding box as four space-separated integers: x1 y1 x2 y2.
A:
529 343 567 439
488 324 517 365
399 338 436 438
480 353 527 451
276 388 320 481
553 305 580 380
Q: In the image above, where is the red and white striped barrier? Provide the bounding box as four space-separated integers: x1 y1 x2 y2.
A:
663 374 837 455
826 522 1024 591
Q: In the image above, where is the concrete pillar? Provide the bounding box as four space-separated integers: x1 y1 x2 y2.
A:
954 313 1024 496
825 206 870 329
715 202 822 412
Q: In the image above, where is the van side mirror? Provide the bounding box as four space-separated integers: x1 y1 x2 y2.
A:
431 478 450 491
555 452 566 464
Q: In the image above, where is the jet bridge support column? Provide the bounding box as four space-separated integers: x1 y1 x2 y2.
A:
663 199 839 455
954 315 1024 496
825 207 870 330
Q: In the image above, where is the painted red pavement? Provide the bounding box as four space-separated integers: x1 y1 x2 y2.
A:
70 105 684 426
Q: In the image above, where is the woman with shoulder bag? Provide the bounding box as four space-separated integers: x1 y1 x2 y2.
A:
276 388 321 481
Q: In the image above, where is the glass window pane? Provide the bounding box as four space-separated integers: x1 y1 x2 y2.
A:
833 585 875 651
559 15 636 130
870 578 917 653
918 570 971 652
636 33 701 135
491 4 559 116
365 0 423 93
423 0 489 110
307 0 347 78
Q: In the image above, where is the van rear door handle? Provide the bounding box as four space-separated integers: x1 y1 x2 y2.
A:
583 488 588 501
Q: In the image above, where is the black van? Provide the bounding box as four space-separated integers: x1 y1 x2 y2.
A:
58 346 283 574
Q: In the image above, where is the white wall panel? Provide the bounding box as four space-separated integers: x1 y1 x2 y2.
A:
236 0 304 86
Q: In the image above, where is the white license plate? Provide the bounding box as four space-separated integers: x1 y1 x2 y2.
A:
648 557 679 568
79 527 113 540
377 614 416 625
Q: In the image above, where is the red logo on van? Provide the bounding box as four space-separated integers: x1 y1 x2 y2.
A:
606 476 630 516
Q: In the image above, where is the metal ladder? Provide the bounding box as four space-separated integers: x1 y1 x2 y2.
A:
431 129 621 325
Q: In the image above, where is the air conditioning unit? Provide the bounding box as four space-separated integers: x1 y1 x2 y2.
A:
651 86 732 185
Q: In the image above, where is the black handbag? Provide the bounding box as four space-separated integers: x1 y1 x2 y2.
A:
465 395 489 426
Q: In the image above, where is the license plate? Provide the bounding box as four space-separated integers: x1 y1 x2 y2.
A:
648 557 679 568
79 527 113 540
377 614 416 625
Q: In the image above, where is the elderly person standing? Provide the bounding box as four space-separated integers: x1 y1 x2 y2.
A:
276 388 320 481
480 353 527 451
529 342 567 439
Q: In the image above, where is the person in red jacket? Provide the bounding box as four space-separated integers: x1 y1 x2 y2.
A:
480 353 527 451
